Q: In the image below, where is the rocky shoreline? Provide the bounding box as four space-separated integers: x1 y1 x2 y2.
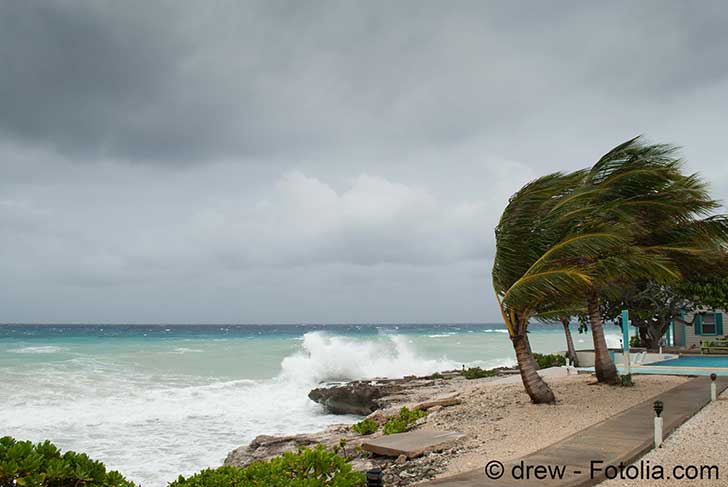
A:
224 370 690 486
224 368 516 486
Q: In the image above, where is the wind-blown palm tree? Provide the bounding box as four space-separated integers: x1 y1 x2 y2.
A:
559 138 728 383
493 171 628 402
493 137 727 396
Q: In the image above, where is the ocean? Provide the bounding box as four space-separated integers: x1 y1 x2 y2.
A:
0 323 621 486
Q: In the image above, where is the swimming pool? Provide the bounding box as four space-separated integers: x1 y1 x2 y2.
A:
649 355 728 368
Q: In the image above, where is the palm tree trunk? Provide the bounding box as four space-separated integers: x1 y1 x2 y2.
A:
511 332 556 403
588 291 618 384
560 316 579 367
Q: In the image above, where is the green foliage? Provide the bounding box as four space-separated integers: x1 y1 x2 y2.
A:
629 336 641 348
169 445 364 487
351 419 378 436
619 374 635 387
428 372 445 379
0 436 135 487
533 353 566 369
382 407 428 435
494 137 728 333
678 277 728 311
461 367 497 379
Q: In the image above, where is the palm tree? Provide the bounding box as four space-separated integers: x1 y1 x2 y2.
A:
494 137 725 393
563 138 727 383
559 316 579 367
493 171 627 402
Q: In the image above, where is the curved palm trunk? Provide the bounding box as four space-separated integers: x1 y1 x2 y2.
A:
511 332 556 403
560 316 579 367
587 291 618 384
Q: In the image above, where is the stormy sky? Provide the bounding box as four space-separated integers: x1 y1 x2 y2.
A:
1 1 727 324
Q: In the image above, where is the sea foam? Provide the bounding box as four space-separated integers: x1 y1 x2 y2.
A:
8 345 66 354
280 331 458 383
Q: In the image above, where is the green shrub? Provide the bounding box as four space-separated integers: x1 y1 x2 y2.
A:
461 367 497 379
0 436 135 487
382 407 428 435
629 336 641 348
533 353 567 369
170 445 363 487
619 374 635 387
351 418 378 435
428 372 445 379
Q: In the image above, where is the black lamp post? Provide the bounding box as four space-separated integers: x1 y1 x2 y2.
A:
366 467 384 487
653 400 663 417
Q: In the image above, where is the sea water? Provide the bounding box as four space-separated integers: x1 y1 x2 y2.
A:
0 324 621 486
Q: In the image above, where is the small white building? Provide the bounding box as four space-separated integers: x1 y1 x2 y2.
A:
672 310 726 349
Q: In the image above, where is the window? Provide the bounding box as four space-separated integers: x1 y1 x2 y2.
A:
701 314 717 335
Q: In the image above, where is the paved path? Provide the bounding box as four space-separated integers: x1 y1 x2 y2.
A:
423 376 728 486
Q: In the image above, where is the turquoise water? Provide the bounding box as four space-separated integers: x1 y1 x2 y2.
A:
0 323 620 486
650 355 728 368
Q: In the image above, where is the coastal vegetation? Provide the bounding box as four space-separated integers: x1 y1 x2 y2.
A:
493 137 728 402
382 407 428 435
0 437 364 487
170 445 364 486
460 366 497 379
533 353 566 369
351 418 378 435
0 436 135 487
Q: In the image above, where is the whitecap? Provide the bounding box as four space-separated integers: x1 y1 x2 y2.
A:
8 346 66 354
169 347 203 354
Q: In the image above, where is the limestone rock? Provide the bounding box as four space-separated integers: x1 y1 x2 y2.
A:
308 381 402 415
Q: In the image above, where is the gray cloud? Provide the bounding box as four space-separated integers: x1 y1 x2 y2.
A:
0 1 727 323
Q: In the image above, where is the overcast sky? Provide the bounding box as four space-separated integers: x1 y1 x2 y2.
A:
1 1 727 324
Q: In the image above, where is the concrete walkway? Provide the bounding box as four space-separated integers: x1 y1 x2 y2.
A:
423 376 728 486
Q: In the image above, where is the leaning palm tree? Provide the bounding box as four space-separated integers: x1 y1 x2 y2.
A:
560 138 728 383
493 170 629 402
559 316 579 366
493 137 724 395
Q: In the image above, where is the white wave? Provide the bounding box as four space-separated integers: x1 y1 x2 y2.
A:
8 346 67 354
280 332 457 384
426 333 456 338
0 369 332 487
169 347 203 354
483 329 509 334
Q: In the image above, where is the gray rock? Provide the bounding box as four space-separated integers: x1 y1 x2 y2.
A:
224 429 368 468
308 381 402 415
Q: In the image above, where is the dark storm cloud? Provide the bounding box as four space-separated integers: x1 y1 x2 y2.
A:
3 0 728 163
1 1 727 323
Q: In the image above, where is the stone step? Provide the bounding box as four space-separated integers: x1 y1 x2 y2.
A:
361 430 465 458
